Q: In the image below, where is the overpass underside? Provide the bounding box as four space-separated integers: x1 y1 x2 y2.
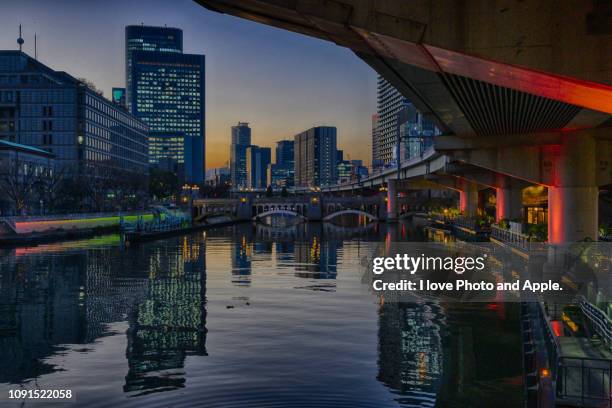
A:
195 0 612 242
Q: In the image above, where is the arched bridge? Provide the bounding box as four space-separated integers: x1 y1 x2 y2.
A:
322 209 378 222
253 209 306 221
194 194 445 225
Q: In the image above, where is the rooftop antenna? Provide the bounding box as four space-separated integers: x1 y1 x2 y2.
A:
34 33 37 59
17 24 24 51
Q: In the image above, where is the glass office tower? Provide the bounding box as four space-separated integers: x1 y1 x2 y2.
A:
126 25 205 184
268 140 294 189
245 145 271 189
230 122 251 189
294 126 337 188
125 25 182 111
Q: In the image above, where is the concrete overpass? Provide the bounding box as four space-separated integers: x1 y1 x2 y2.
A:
194 0 612 242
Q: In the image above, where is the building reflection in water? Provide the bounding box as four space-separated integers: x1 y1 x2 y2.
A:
0 236 151 383
0 249 87 383
124 236 207 395
232 234 252 287
0 234 208 396
377 300 445 407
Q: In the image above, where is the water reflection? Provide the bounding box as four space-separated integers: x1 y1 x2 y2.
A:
377 301 444 407
0 220 521 407
124 238 207 395
0 234 207 397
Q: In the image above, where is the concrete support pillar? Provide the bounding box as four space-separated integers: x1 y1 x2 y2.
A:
495 176 523 222
548 133 598 243
386 179 398 222
459 180 478 217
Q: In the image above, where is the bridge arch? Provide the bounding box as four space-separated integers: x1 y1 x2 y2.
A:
252 209 307 222
322 209 379 222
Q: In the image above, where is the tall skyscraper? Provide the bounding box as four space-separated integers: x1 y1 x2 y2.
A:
125 25 182 111
294 126 337 188
125 25 205 184
376 76 410 164
230 122 251 188
375 76 437 165
245 145 271 189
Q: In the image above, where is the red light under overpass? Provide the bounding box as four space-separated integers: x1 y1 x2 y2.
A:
356 29 612 114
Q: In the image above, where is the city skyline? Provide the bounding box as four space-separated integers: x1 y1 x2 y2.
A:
0 0 377 168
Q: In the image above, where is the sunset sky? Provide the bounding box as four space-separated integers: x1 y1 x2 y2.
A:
0 0 377 168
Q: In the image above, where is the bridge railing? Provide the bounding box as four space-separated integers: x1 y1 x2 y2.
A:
557 356 612 407
535 300 612 407
491 224 531 251
579 297 612 349
252 197 311 204
455 216 479 232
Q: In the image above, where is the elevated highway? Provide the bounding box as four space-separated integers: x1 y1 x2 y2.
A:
194 0 612 243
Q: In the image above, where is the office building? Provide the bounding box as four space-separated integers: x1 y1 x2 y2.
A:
398 104 437 161
294 126 337 188
337 160 352 184
205 167 230 187
268 163 294 189
126 25 205 184
245 145 270 189
376 76 411 164
0 51 149 177
376 76 438 165
268 139 294 189
350 160 369 180
0 139 55 214
275 140 294 166
148 131 185 171
125 25 182 110
230 122 251 188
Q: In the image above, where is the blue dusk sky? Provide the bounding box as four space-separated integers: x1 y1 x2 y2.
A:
0 0 377 168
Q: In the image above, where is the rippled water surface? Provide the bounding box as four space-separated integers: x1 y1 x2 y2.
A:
0 221 522 407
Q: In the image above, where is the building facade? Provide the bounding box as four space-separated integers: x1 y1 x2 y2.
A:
371 113 382 169
125 25 182 111
294 126 337 188
397 104 437 161
245 145 270 189
268 139 294 189
0 51 149 178
376 76 438 165
376 76 410 164
0 139 55 214
230 122 251 188
268 163 294 189
204 167 229 187
148 131 185 171
337 160 352 184
275 140 294 166
126 25 205 184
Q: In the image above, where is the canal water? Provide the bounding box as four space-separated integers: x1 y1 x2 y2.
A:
0 220 522 407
